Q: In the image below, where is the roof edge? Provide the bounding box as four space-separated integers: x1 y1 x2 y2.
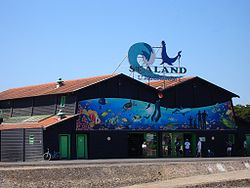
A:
194 76 239 98
72 74 118 92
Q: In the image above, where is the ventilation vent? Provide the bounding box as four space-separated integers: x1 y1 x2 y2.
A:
56 78 64 88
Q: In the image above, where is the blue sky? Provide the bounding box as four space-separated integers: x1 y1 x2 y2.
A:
0 0 249 105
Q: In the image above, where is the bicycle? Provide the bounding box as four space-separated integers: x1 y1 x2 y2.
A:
43 148 60 161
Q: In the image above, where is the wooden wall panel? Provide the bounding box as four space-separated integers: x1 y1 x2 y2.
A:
33 96 56 115
25 128 43 161
1 129 24 162
12 98 32 117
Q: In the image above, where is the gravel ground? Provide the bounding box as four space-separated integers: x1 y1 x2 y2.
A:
0 158 250 187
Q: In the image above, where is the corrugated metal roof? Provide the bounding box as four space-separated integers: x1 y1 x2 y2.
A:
0 114 78 130
3 114 52 123
0 74 116 100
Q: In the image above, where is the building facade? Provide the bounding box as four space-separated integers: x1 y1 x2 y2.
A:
0 73 242 161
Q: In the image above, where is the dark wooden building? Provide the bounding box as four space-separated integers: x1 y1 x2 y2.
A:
0 74 241 161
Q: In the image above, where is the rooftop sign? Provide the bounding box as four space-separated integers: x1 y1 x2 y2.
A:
128 41 187 80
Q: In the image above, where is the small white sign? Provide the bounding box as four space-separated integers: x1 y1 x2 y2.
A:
199 137 206 142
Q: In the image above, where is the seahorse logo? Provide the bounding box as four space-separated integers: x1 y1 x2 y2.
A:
128 41 182 80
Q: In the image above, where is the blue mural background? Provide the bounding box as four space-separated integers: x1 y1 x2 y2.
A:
76 98 236 130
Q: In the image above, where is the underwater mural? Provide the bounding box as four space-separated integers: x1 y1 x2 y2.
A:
76 98 236 130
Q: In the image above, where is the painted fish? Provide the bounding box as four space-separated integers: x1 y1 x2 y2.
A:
98 98 107 105
132 115 142 122
101 111 108 117
123 100 133 110
122 118 128 123
106 116 118 126
87 110 101 124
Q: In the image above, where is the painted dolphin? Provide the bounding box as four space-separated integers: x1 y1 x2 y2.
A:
145 103 151 109
172 108 192 116
151 100 161 122
160 41 182 66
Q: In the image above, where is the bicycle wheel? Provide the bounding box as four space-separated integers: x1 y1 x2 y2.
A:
43 153 51 161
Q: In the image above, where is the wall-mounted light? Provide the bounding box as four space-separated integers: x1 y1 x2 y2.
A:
211 136 215 140
107 136 111 141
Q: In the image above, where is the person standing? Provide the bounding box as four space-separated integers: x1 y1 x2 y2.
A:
167 139 172 156
175 139 181 157
196 139 202 157
142 141 147 157
184 139 191 157
243 140 247 156
226 141 232 157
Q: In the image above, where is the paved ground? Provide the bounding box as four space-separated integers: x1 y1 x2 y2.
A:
1 157 249 168
123 169 250 188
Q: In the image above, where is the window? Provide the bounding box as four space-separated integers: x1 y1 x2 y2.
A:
29 135 35 144
60 96 66 107
143 133 158 157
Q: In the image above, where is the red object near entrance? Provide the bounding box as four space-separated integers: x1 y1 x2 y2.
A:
158 92 164 99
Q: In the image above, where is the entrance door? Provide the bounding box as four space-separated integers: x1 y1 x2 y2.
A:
162 132 195 157
172 133 184 157
143 132 158 157
76 134 87 159
162 133 172 157
59 134 70 159
183 133 196 157
246 135 250 156
128 133 144 157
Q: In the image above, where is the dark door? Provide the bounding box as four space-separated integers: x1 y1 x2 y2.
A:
128 133 144 157
172 133 184 157
246 135 250 155
183 133 196 157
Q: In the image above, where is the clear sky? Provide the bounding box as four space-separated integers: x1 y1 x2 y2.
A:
0 0 249 105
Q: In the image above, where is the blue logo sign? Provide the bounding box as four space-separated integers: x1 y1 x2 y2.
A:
128 41 186 80
161 41 182 66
